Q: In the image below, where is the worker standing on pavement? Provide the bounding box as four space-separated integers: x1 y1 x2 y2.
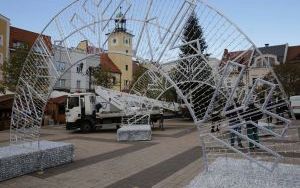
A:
243 102 263 150
159 108 164 130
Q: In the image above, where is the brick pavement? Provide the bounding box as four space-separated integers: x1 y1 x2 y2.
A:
0 119 299 188
0 119 203 188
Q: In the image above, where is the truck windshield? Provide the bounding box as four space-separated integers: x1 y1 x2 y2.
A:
68 97 79 109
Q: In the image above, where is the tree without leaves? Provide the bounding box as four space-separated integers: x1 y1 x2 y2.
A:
130 63 147 90
273 63 300 96
129 65 157 97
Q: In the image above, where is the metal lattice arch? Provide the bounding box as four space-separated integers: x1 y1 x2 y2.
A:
10 0 293 172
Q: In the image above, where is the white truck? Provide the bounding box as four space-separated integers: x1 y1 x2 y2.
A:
290 95 300 119
65 87 180 132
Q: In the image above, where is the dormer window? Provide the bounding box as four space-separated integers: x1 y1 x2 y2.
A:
254 54 279 68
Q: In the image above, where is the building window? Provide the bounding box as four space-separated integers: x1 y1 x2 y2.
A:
126 50 128 54
0 35 3 47
112 76 116 85
76 63 83 73
125 65 128 71
33 45 43 53
124 38 131 46
57 61 66 72
112 38 117 44
76 80 81 89
12 41 28 49
90 96 95 104
256 59 267 68
255 55 278 68
59 79 65 87
124 80 130 86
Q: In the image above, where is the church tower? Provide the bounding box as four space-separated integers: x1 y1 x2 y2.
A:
107 7 133 91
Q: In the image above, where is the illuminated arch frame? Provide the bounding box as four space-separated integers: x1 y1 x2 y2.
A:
9 0 293 172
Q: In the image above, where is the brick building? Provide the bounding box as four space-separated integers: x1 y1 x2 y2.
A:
286 45 300 64
9 26 51 52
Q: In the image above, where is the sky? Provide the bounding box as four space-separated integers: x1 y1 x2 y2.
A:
0 0 299 47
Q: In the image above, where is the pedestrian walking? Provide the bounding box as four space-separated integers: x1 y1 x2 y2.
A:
244 102 263 150
266 100 273 124
226 103 243 148
211 111 221 133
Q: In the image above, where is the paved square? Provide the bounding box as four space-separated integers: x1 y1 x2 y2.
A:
0 119 299 188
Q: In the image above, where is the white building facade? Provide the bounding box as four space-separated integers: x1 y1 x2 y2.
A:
53 46 99 93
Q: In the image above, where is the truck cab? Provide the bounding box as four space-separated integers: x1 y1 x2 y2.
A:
65 92 124 132
290 95 300 119
66 93 96 132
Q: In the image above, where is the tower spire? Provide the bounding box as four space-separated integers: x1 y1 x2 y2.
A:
115 6 126 32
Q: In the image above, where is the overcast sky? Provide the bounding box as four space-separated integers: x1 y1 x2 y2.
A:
1 0 299 47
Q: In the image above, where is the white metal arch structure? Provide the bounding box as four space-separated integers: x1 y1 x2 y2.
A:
10 0 293 172
122 0 294 172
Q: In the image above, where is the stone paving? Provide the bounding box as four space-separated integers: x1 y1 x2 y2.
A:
0 119 299 188
0 119 202 188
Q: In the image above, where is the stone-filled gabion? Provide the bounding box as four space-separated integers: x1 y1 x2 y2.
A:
117 125 152 141
186 157 300 188
0 140 74 182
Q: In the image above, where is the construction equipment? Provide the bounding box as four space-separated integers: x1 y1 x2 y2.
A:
65 86 180 132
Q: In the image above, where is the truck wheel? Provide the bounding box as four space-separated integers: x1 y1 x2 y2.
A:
81 121 92 133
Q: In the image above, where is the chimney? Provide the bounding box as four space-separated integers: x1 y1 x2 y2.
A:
265 44 269 47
